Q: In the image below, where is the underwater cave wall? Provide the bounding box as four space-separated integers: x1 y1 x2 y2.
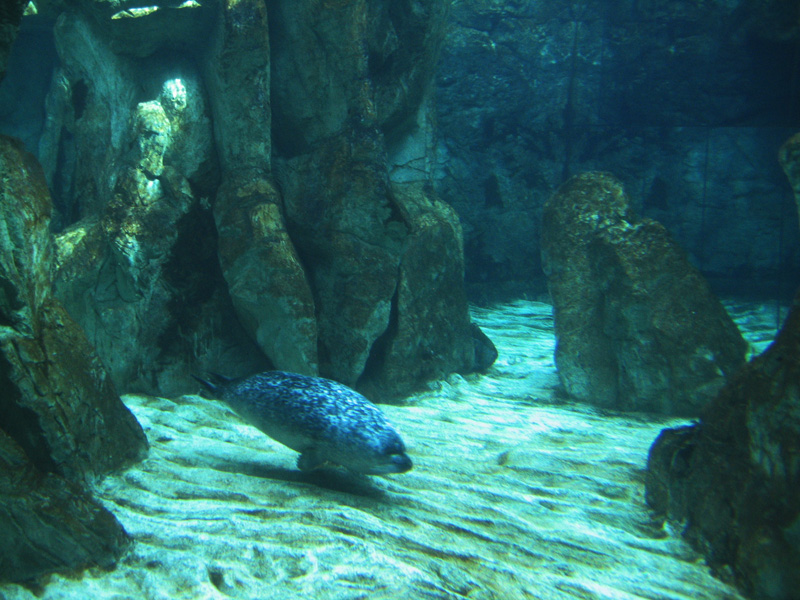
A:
435 0 800 299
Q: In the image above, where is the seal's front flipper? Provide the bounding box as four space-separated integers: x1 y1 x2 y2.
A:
297 448 332 471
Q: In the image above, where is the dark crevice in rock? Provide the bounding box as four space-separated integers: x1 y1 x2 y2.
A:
263 0 307 159
51 127 77 231
356 284 400 400
0 353 59 475
158 201 222 358
71 79 88 120
0 274 24 326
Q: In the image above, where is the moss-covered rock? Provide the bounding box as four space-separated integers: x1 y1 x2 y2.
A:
646 289 800 600
541 171 746 415
0 134 147 584
214 172 318 376
0 431 132 584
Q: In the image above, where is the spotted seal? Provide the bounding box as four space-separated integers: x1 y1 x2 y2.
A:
193 371 413 475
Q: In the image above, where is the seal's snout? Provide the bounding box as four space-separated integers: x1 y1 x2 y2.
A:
366 452 413 475
390 452 413 474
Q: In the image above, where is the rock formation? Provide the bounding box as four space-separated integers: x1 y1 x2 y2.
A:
0 134 148 583
0 431 132 582
1 0 483 398
269 0 471 393
646 288 800 600
541 172 747 415
0 0 487 581
644 130 800 600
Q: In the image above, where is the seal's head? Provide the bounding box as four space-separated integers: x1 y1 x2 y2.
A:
303 410 413 475
356 429 413 475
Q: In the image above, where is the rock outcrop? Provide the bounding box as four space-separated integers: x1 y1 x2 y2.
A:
646 289 800 600
0 134 148 583
643 130 800 600
541 172 747 415
1 1 483 399
269 0 472 394
356 182 474 399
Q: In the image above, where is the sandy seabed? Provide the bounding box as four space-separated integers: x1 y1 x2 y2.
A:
1 299 784 600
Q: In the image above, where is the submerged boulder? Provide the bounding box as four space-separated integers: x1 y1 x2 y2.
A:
0 135 148 480
646 289 800 600
0 134 147 583
541 172 746 415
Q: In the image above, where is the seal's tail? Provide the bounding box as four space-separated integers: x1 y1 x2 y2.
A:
191 374 217 394
192 372 234 397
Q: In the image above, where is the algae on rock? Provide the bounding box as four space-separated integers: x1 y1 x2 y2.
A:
30 0 479 398
646 289 800 600
0 134 147 584
541 172 746 415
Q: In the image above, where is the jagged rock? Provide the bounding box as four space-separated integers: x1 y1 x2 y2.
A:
0 431 131 583
268 0 373 154
268 0 406 385
203 0 318 376
4 0 479 402
646 289 800 600
268 1 474 391
50 67 197 389
213 172 318 375
47 17 264 394
202 0 271 172
357 182 475 400
0 134 146 583
278 127 407 385
0 134 148 481
269 0 449 152
541 172 747 415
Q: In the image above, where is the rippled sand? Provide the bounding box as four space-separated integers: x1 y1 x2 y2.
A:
2 299 782 600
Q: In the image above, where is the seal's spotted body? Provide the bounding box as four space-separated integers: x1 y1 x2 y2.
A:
194 371 412 475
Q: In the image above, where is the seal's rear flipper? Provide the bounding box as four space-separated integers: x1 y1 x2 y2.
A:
192 374 218 397
208 372 234 385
